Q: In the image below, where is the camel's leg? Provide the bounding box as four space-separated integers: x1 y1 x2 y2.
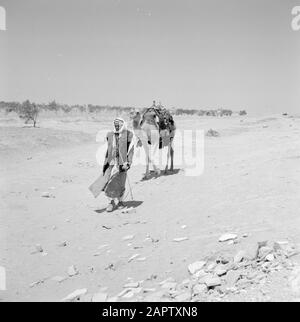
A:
148 128 160 175
141 137 150 178
170 144 174 171
164 143 170 174
135 130 150 179
170 139 174 172
152 140 161 175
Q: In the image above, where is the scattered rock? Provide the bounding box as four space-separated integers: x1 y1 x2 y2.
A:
218 233 237 242
216 254 231 265
188 261 206 274
273 240 289 251
194 269 208 279
215 266 227 276
255 241 268 257
143 288 156 293
61 289 87 302
128 254 140 263
265 254 275 262
274 241 298 258
173 237 189 242
174 292 191 301
258 246 273 260
203 276 222 288
130 287 143 295
41 192 52 198
124 282 140 288
206 262 217 271
67 265 79 277
92 292 107 302
117 289 130 297
122 291 134 299
102 225 112 230
234 250 246 264
35 244 43 253
122 235 135 241
29 280 45 288
51 276 67 283
225 270 241 287
193 284 207 295
58 241 67 247
80 294 93 302
136 257 146 262
159 277 175 285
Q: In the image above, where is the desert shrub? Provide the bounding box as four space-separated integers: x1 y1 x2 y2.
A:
220 109 233 116
61 105 72 113
18 100 39 127
0 101 21 114
239 110 247 116
197 110 206 116
47 100 60 112
206 129 220 137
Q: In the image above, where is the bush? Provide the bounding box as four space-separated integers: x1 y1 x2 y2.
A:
18 100 39 127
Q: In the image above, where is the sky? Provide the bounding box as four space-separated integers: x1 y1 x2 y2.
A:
0 0 299 113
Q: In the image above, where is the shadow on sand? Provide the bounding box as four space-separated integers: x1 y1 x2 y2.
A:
94 200 143 214
141 168 181 181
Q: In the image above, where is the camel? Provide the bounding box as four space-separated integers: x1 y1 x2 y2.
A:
130 109 175 179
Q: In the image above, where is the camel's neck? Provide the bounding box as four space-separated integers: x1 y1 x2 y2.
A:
132 117 141 130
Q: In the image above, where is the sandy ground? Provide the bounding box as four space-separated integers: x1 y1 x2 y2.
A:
1 112 300 302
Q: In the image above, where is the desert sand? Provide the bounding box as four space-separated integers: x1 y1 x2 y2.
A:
1 111 300 302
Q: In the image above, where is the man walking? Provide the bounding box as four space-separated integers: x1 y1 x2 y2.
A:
89 117 134 212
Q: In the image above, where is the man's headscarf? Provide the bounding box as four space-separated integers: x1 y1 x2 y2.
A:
113 117 127 133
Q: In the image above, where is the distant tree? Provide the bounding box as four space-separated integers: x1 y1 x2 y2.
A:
239 110 247 116
3 101 21 114
61 104 71 113
220 109 232 116
48 100 59 111
18 100 39 127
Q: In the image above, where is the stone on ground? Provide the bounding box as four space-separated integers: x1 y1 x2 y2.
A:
61 289 87 302
188 261 206 274
218 233 237 242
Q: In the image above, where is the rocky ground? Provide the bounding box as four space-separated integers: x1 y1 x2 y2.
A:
1 112 300 302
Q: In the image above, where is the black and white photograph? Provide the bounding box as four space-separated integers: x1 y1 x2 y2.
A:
0 0 300 304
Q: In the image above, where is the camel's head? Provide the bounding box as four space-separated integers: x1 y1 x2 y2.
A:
129 109 141 121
